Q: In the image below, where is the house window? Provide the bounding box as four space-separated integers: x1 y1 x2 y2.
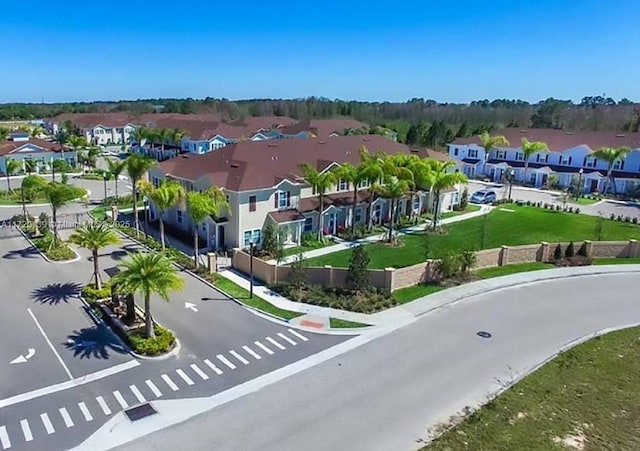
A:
243 229 261 247
201 223 206 232
176 210 183 224
274 191 291 209
515 152 524 161
496 150 507 159
451 192 460 205
468 149 478 158
585 157 597 168
613 160 624 170
536 153 548 163
249 195 256 212
412 196 420 212
152 177 159 188
560 156 572 165
453 147 459 156
358 179 370 188
338 178 349 191
355 208 362 223
304 217 313 232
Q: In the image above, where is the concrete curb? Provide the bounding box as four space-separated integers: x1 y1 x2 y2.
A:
16 225 82 264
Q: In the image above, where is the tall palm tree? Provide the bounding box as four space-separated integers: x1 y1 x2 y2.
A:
54 130 69 161
20 175 47 219
129 126 149 152
69 222 121 290
125 154 156 237
24 159 37 175
592 146 631 195
67 135 88 170
139 179 185 250
106 159 127 201
114 252 184 338
0 127 10 142
372 175 414 242
43 182 77 245
50 159 67 182
521 138 548 185
359 148 386 229
155 128 171 154
479 131 510 173
30 126 46 138
170 128 186 149
5 158 21 192
185 187 228 267
299 163 337 241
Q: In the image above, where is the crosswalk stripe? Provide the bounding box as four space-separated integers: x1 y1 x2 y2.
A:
176 369 195 385
242 345 262 359
161 374 179 391
96 396 111 415
59 407 74 428
229 350 249 365
129 385 146 403
266 336 286 350
113 391 128 409
78 402 93 422
190 364 209 380
0 425 10 449
19 420 32 442
146 380 163 398
254 340 274 355
40 413 54 435
204 359 223 375
216 354 236 369
288 329 308 341
278 332 297 345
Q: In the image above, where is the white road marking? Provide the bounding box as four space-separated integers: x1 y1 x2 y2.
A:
190 364 209 380
288 329 308 342
278 332 297 346
242 345 262 360
96 396 111 415
204 359 223 375
40 413 54 434
176 369 194 385
229 350 249 365
145 380 162 398
129 385 146 403
161 374 179 391
254 340 273 355
0 425 10 449
78 402 93 421
59 407 74 428
19 420 32 442
266 336 286 350
113 391 128 409
216 354 236 370
27 308 73 380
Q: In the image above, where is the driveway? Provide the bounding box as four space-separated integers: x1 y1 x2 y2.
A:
104 270 640 451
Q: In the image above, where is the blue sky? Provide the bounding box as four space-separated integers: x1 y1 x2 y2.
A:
1 0 639 103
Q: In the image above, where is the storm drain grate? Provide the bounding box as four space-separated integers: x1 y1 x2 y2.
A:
476 331 492 339
125 403 157 422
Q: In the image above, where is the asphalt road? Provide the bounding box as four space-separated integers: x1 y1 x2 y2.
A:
110 271 640 451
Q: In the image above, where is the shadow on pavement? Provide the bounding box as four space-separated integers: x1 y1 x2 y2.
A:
64 325 128 359
3 246 39 259
31 282 83 305
97 244 138 261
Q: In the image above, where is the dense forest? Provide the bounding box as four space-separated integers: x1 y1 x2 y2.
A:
2 95 639 147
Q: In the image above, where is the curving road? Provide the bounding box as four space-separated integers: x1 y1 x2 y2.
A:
104 271 640 451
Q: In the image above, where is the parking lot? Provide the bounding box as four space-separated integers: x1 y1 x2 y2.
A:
0 235 137 402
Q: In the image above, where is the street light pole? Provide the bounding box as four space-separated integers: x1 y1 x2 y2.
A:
143 198 149 236
249 241 255 299
508 169 515 201
576 168 584 201
103 174 108 205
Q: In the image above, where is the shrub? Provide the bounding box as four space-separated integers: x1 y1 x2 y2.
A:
553 243 563 261
565 241 575 258
624 216 631 222
128 326 176 356
617 215 623 221
633 217 639 225
610 213 616 220
436 251 461 280
460 188 469 209
575 208 581 214
38 212 50 235
555 205 562 211
577 242 588 257
82 282 112 302
567 206 574 213
347 244 371 291
459 249 477 276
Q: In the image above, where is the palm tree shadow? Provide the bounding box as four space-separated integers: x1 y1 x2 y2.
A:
31 282 83 305
64 324 127 359
3 247 39 259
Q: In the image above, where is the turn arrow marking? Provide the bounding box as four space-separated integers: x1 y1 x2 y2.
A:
185 302 199 312
9 348 36 364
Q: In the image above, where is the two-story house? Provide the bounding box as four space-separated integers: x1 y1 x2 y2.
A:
147 135 460 252
44 113 137 145
448 128 640 194
0 132 75 174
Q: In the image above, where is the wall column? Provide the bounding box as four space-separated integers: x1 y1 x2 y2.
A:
499 245 509 266
584 240 594 257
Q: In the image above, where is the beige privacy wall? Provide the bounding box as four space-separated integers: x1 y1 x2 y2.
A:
231 239 639 293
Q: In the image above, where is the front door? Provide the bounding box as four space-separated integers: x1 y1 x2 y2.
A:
328 213 336 235
589 179 599 193
541 174 548 187
217 225 225 249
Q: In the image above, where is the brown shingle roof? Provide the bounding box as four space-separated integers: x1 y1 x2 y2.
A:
298 190 371 213
0 138 66 156
157 135 414 192
451 128 640 152
268 210 305 223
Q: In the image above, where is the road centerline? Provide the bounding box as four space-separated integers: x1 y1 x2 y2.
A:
27 307 73 380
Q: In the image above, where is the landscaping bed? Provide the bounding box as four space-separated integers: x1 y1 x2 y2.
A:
0 185 86 205
425 326 640 450
89 194 142 219
15 214 77 261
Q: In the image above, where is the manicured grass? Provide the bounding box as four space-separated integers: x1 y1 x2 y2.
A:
213 274 303 321
305 205 639 269
439 204 481 219
474 262 554 279
594 257 640 265
0 186 86 205
282 239 331 258
426 326 640 450
329 318 371 328
392 284 444 304
570 196 601 205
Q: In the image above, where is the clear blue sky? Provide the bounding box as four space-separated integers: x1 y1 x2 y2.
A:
2 0 639 104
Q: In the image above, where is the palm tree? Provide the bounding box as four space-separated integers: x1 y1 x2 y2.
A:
68 222 121 290
479 131 510 173
106 159 127 201
0 127 10 142
170 128 186 149
50 159 67 182
185 187 228 267
125 154 156 237
372 174 414 243
154 128 171 157
67 135 88 170
139 179 185 250
5 158 21 192
20 175 47 219
335 157 382 234
43 182 77 245
129 126 149 150
113 252 184 338
54 130 69 161
592 146 631 195
299 163 337 241
521 138 548 185
30 126 46 138
24 159 37 175
358 148 386 229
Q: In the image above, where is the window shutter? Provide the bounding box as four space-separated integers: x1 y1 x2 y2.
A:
274 192 279 208
568 157 572 165
286 191 291 206
583 157 587 166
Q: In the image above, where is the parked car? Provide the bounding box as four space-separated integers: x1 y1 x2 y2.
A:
470 189 497 204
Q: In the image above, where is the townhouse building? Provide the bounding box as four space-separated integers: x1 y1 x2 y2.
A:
44 113 137 145
448 128 640 194
0 132 75 174
146 135 460 252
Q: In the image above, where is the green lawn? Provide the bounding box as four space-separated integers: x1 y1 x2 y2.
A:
90 200 143 219
329 318 371 328
570 196 601 205
0 186 87 205
474 262 554 279
594 257 640 265
439 204 481 219
426 326 640 450
305 205 639 269
392 284 444 304
282 239 331 258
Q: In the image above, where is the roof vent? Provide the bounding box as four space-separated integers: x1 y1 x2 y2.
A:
125 403 157 422
615 134 626 138
318 141 326 144
267 143 278 148
181 154 189 158
519 130 527 133
230 163 239 168
410 148 420 153
565 132 574 135
362 138 370 141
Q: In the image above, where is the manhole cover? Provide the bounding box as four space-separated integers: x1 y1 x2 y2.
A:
477 331 492 339
125 403 157 422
